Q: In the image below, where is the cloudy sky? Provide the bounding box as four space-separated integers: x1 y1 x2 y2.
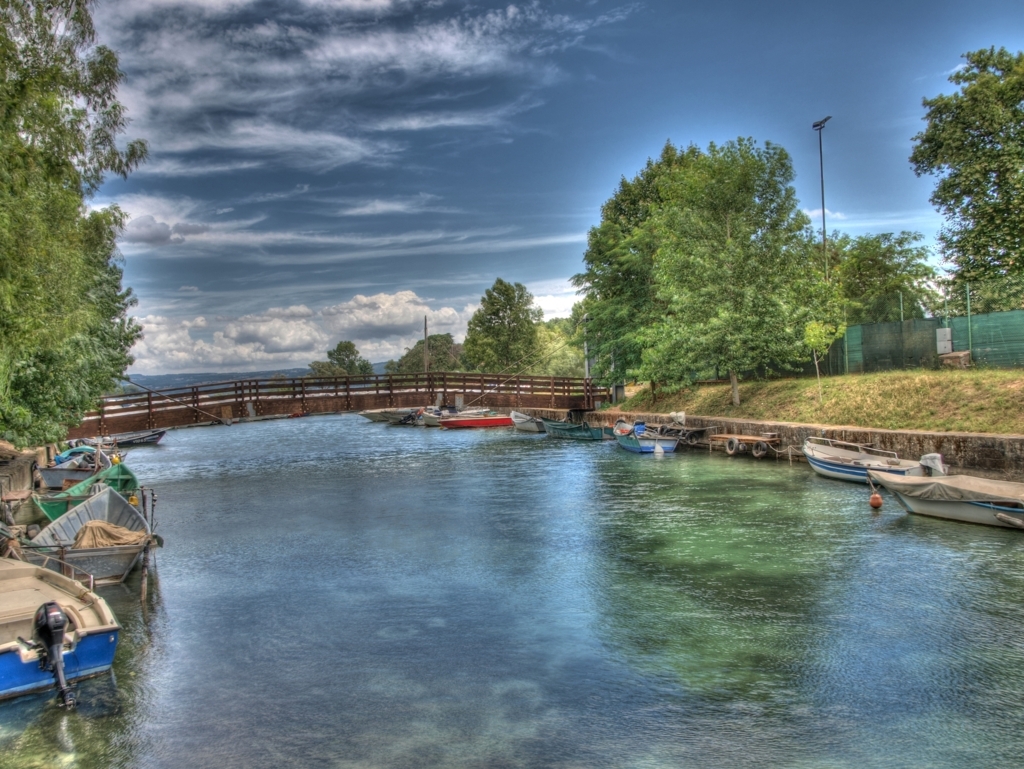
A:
92 0 1023 373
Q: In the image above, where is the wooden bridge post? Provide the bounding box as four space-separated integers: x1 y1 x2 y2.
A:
191 387 200 423
345 376 351 411
550 376 555 408
300 379 307 413
147 392 155 429
388 374 394 407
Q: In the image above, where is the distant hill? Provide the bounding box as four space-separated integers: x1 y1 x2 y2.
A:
123 368 312 391
119 364 391 392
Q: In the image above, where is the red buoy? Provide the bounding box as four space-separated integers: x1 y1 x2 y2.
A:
869 493 883 509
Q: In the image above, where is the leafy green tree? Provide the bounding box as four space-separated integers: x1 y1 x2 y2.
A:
531 318 584 377
0 0 147 446
463 279 542 372
384 334 464 374
910 47 1024 283
309 340 373 376
803 230 939 324
637 138 812 406
571 142 701 383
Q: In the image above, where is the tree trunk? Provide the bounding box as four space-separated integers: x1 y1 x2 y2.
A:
650 380 657 405
813 351 823 403
729 370 740 406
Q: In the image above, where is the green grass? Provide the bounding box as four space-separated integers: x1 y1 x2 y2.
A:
616 369 1024 434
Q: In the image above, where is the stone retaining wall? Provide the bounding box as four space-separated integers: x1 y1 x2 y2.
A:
523 408 1024 479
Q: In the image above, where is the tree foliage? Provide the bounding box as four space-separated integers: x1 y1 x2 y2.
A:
0 0 146 446
636 139 812 405
462 279 542 372
531 318 584 377
309 340 374 377
384 334 465 374
829 231 938 323
910 47 1024 281
571 142 701 384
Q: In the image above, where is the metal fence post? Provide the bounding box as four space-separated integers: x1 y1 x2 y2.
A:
899 292 904 323
966 283 972 356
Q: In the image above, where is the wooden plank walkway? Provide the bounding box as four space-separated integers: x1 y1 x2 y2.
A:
67 372 608 439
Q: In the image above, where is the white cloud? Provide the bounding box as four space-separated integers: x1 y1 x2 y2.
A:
526 277 577 319
803 208 848 221
129 293 477 372
339 193 451 216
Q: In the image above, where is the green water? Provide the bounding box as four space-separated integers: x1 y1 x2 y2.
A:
2 414 1024 767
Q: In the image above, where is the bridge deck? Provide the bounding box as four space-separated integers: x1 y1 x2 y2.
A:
67 372 608 438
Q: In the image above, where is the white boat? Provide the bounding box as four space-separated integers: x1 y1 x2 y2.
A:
867 470 1024 529
510 411 545 433
803 437 946 483
357 409 390 422
0 558 120 706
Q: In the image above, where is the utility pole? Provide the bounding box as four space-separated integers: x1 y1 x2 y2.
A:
583 314 590 379
423 315 429 372
812 115 832 282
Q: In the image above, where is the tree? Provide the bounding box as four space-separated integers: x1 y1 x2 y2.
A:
637 138 812 406
823 231 937 324
462 279 542 372
0 0 147 446
531 318 584 377
309 341 373 377
910 47 1024 282
571 142 702 383
384 334 464 374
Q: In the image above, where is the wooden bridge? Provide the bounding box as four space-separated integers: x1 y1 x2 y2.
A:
66 372 608 439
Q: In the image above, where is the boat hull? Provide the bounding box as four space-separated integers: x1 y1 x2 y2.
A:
439 415 514 429
0 630 119 700
888 491 1024 528
806 455 915 483
38 467 96 489
541 419 603 441
614 433 679 453
510 411 545 433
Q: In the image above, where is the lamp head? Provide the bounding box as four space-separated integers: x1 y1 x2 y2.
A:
812 116 832 130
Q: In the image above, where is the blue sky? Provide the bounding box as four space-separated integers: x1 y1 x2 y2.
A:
92 0 1024 372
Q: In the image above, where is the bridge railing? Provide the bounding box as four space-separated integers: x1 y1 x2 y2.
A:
69 372 607 437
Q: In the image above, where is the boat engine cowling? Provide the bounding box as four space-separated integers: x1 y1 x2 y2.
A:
32 601 76 709
919 453 947 477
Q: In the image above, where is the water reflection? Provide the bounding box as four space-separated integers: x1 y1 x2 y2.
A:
1 416 1024 768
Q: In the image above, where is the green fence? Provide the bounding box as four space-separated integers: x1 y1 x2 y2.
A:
838 312 1024 373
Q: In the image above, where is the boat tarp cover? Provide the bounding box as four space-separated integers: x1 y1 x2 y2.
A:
869 471 1024 504
72 520 149 549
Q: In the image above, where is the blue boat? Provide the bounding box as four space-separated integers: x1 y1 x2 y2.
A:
540 417 604 441
0 557 120 707
612 420 680 453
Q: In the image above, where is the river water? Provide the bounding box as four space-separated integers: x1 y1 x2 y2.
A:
2 413 1024 768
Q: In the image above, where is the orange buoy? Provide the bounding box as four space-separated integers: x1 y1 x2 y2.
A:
869 492 883 509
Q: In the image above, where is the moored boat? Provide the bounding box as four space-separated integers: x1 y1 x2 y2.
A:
867 470 1024 529
71 429 166 448
540 417 603 441
803 437 945 483
358 409 391 422
511 411 545 433
35 463 141 522
612 420 679 453
28 488 155 584
438 413 514 429
0 558 120 706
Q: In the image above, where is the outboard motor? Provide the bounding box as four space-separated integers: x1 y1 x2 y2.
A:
33 602 76 709
919 453 947 477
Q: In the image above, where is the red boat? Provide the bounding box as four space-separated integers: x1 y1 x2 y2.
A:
438 413 514 429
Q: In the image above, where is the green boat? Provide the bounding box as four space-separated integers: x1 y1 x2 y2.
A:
540 418 604 441
34 463 141 522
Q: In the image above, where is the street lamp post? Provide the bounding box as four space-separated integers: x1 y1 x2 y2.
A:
812 115 832 282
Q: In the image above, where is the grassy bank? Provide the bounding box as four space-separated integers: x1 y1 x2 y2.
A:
615 369 1024 435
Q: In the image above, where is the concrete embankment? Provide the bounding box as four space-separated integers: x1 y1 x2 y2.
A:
523 408 1024 479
